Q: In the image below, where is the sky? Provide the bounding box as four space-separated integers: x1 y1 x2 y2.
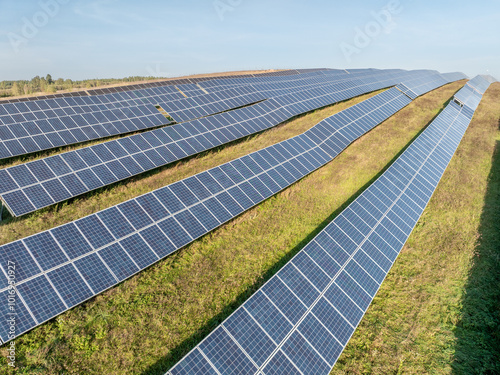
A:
0 0 499 81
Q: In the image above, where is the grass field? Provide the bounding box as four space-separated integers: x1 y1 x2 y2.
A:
0 80 499 374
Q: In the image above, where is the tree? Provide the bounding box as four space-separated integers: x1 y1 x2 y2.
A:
11 82 22 96
31 76 41 92
46 74 53 85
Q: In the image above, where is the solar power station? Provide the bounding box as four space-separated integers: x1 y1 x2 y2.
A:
0 67 495 374
0 70 465 217
166 75 495 374
0 69 469 343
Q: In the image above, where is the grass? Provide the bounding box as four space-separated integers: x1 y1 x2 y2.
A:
1 79 497 374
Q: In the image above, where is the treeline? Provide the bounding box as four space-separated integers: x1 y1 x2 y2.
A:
0 75 165 98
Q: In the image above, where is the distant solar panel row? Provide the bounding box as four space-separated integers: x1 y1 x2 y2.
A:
85 69 332 96
465 75 495 94
159 71 413 124
0 85 414 344
454 75 495 110
1 72 345 159
0 85 181 126
196 69 386 92
441 72 469 83
160 71 381 123
175 84 207 97
166 77 490 375
0 69 331 105
0 71 392 160
84 69 321 96
0 104 168 160
160 86 269 123
0 70 455 217
190 71 345 93
395 71 468 100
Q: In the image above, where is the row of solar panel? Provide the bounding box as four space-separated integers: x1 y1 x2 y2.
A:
466 75 495 94
0 75 307 127
0 69 439 164
0 85 414 344
0 70 444 216
160 87 269 123
159 70 393 122
166 78 488 375
197 69 380 92
0 68 324 104
0 71 392 160
0 71 337 144
160 70 422 124
454 84 484 110
0 106 168 160
454 75 495 111
97 70 344 108
0 78 385 216
89 71 335 108
396 71 467 100
162 75 363 124
0 85 180 119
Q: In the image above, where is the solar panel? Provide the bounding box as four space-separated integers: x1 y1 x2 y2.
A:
160 86 268 123
454 75 496 110
175 84 208 97
166 76 490 375
0 102 170 159
0 70 390 160
2 73 325 158
0 70 459 217
0 84 415 344
161 70 414 123
83 69 312 96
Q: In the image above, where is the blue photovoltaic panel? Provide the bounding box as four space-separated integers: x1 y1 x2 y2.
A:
160 86 268 123
0 68 464 162
0 81 418 344
0 102 170 159
166 76 490 375
0 71 352 161
0 69 464 217
454 75 496 111
161 70 385 123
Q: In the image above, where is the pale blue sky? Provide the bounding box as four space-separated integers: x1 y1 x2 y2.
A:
0 0 499 81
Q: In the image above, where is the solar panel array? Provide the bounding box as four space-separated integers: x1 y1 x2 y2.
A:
454 75 496 110
79 70 332 96
0 82 418 344
0 70 463 217
0 70 387 160
159 86 269 123
0 70 335 105
0 99 170 160
1 71 337 159
159 70 411 123
166 76 492 375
